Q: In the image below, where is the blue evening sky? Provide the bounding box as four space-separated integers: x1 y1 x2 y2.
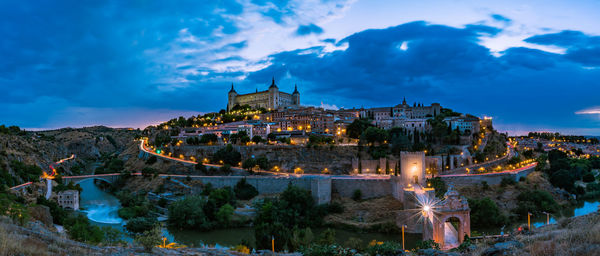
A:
1 0 599 135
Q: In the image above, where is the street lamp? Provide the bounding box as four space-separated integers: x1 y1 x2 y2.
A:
401 224 407 251
527 212 532 230
542 212 550 225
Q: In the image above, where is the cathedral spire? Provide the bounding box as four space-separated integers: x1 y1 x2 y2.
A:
293 83 299 94
229 83 236 93
269 76 278 89
402 97 407 105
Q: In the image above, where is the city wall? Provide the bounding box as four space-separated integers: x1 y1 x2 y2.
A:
439 165 536 186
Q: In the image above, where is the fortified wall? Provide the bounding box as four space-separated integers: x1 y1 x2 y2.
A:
174 145 358 174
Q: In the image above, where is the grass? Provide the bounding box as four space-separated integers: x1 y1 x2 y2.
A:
467 212 600 256
0 225 50 256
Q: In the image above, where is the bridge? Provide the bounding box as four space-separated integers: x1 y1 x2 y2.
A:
62 173 123 185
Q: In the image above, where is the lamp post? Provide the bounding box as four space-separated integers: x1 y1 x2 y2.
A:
527 212 532 230
542 212 550 225
401 224 407 251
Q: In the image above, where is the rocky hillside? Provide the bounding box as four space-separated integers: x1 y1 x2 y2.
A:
0 126 139 187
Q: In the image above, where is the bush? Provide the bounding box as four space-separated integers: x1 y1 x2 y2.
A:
468 197 508 228
220 164 232 174
514 190 559 216
234 178 258 200
195 163 207 172
481 181 490 190
327 202 344 214
427 177 447 197
216 204 235 225
413 239 440 250
64 214 104 244
500 177 517 187
550 169 576 192
212 144 241 165
583 173 595 183
125 217 158 233
145 155 157 165
168 196 211 230
364 241 404 255
352 189 362 201
135 225 162 252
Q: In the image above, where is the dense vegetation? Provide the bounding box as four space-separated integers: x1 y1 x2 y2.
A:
468 197 508 228
253 185 340 251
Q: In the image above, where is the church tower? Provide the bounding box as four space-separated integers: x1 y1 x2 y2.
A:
292 84 300 106
228 83 237 112
268 77 279 109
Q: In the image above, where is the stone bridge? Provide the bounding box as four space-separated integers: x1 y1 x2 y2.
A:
62 173 122 185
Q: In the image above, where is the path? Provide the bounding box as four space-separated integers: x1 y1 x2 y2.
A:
443 222 459 249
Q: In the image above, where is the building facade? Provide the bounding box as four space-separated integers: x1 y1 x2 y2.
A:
228 78 300 111
57 190 79 210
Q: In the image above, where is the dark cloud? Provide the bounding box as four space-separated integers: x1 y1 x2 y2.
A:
296 24 324 36
246 21 600 134
491 14 512 23
525 30 600 66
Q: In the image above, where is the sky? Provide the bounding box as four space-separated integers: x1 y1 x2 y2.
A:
1 0 599 135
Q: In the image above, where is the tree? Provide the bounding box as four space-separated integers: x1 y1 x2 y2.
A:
135 225 162 252
126 217 158 233
550 170 576 192
468 197 507 228
199 134 218 144
252 135 263 144
168 196 211 230
216 204 235 225
242 159 256 170
212 144 241 165
234 178 258 200
360 127 388 146
347 119 372 139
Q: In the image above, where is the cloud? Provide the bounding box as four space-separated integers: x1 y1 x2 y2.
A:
296 23 324 36
245 21 600 134
525 30 600 66
576 107 600 115
491 14 512 24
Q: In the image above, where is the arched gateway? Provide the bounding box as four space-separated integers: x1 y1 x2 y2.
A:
431 186 470 249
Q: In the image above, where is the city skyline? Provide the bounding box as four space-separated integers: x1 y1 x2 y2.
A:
1 1 599 135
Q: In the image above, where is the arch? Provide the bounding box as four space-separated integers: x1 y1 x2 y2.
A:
69 177 114 185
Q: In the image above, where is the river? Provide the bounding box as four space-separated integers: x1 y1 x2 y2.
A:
78 180 599 249
78 180 422 248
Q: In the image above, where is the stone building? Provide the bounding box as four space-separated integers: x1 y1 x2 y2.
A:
57 190 79 210
228 78 299 111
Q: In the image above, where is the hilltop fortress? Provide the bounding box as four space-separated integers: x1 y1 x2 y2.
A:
227 78 300 111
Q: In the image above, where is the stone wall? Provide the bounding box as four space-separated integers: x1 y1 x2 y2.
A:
331 178 391 199
439 165 536 186
187 175 333 204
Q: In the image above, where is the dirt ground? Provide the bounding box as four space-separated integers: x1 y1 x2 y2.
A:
324 195 403 229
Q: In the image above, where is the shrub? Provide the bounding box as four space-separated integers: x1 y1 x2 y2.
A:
145 155 157 165
481 181 490 190
234 178 258 200
317 228 336 245
468 197 507 228
195 163 207 172
220 164 232 174
135 225 162 252
500 177 517 187
63 214 104 244
514 189 559 216
327 202 344 214
365 241 404 255
352 189 362 201
427 177 447 197
125 217 158 233
583 173 595 183
168 196 211 230
413 239 440 250
216 204 235 226
212 144 241 165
